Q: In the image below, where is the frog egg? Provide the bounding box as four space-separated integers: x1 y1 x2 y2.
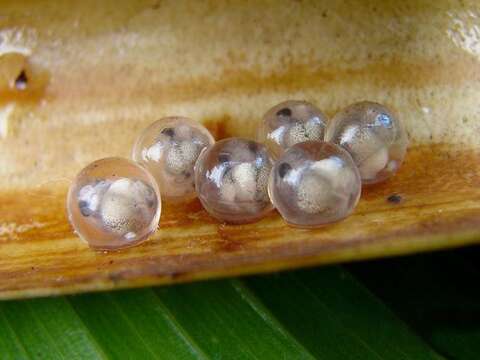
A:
132 117 215 203
67 157 161 250
257 100 329 158
268 141 361 228
194 138 274 224
325 101 408 184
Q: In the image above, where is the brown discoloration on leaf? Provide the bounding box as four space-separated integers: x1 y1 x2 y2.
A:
0 144 479 298
0 0 479 298
387 194 403 204
203 117 231 140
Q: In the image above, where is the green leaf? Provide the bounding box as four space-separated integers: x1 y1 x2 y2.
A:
246 267 442 360
349 250 480 360
0 297 104 359
155 280 315 359
0 308 30 360
69 290 200 359
0 254 474 359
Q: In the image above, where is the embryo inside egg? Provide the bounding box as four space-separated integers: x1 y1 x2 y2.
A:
67 157 161 250
132 117 215 203
194 138 274 224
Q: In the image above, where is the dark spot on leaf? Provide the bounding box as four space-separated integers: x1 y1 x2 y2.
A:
170 271 187 280
278 163 292 178
14 70 28 90
108 272 123 282
276 108 292 117
387 194 402 204
161 127 175 137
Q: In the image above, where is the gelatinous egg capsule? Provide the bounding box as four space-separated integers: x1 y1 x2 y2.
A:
67 157 161 250
194 138 274 224
325 101 408 184
258 100 329 158
132 117 215 203
268 141 361 228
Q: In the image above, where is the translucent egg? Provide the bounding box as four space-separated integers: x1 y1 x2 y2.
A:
325 101 408 184
268 141 361 228
257 100 329 158
67 157 161 250
132 117 215 202
194 138 274 224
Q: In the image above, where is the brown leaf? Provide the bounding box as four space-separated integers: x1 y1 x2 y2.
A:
0 0 479 298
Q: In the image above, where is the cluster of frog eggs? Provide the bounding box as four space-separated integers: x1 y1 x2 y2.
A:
67 100 408 250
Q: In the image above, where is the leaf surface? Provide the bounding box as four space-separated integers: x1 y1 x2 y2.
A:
0 1 479 298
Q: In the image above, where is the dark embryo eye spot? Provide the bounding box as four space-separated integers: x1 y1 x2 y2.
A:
278 162 292 178
218 154 230 163
276 108 292 117
161 127 175 137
